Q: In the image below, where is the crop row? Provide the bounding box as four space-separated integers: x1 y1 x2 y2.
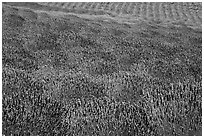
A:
38 2 201 25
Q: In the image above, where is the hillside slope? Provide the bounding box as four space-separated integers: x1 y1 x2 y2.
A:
2 2 202 136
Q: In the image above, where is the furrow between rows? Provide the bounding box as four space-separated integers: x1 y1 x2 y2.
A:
69 2 79 9
152 2 161 21
89 2 98 11
171 2 181 21
61 2 72 9
165 3 174 21
46 2 57 7
160 3 167 21
77 2 86 9
121 2 130 14
133 2 142 18
103 2 112 11
147 2 154 19
83 2 93 10
54 2 63 8
187 3 201 24
195 11 202 24
184 3 197 24
96 2 106 10
109 2 117 13
141 2 148 20
127 2 136 15
115 2 124 15
178 2 188 22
